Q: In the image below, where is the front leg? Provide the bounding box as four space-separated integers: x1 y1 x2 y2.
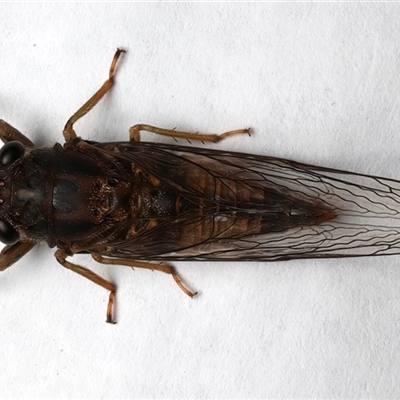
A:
0 241 36 271
0 120 35 147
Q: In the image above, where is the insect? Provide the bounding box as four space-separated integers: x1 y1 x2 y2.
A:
1 49 400 323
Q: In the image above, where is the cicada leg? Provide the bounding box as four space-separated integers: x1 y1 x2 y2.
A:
0 120 35 147
129 124 251 143
0 241 36 271
91 253 197 298
55 250 117 324
63 48 125 142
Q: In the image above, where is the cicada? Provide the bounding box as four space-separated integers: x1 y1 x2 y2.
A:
1 49 400 323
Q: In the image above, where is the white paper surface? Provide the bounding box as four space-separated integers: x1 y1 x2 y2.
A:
1 3 400 398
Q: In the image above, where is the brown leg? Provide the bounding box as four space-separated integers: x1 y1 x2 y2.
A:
0 241 36 271
63 49 125 142
0 120 35 147
91 253 197 298
129 124 251 143
55 249 117 324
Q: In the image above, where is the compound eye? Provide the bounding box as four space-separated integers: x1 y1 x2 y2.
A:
0 141 25 166
0 219 19 245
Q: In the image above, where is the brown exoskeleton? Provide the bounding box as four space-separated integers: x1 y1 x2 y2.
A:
2 49 400 323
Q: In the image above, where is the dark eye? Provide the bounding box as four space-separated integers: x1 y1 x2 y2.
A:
0 219 19 245
0 141 25 166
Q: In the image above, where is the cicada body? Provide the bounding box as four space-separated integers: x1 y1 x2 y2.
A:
1 49 400 323
3 137 400 262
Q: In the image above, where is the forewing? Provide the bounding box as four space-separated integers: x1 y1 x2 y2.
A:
79 142 400 261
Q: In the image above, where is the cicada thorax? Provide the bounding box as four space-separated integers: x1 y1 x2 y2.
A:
3 140 133 249
50 141 147 251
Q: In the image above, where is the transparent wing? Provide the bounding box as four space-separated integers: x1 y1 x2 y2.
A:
82 142 400 261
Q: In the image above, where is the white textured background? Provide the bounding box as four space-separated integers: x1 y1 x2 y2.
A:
1 3 400 398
